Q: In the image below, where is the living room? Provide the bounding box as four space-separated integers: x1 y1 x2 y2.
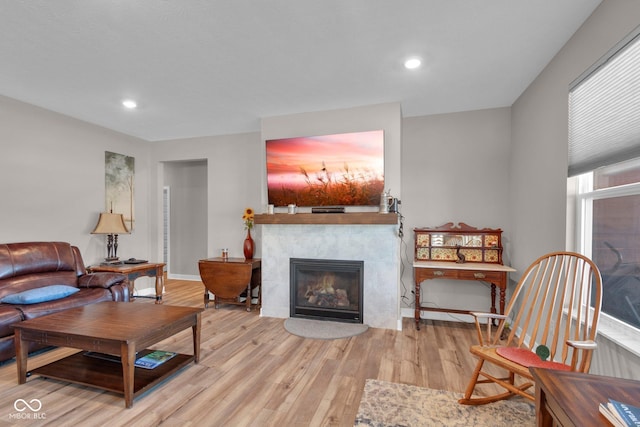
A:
1 1 640 424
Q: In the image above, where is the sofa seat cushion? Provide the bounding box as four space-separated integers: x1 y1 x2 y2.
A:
19 288 114 321
0 305 23 337
1 285 80 305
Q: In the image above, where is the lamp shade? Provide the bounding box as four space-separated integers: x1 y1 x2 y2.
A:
91 213 130 235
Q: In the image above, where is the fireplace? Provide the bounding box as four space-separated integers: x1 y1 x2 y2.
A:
290 258 364 323
258 218 400 330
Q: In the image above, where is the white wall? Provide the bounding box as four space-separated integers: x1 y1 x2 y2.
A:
401 108 512 318
260 102 402 209
151 132 263 265
0 95 152 268
510 0 640 272
510 0 640 378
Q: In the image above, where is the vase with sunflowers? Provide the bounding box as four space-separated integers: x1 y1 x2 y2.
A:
242 207 255 260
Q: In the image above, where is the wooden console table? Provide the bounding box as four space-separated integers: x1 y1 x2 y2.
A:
198 257 261 311
530 367 640 427
413 260 515 330
413 223 514 330
88 262 166 304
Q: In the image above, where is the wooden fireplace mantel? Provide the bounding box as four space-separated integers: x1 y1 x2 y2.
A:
254 212 399 225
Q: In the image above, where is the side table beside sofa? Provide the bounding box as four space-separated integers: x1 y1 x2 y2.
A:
88 262 165 303
0 241 129 364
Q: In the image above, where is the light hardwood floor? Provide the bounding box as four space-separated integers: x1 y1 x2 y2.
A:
0 279 502 426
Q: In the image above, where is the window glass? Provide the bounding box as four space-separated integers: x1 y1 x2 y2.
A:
591 193 640 329
594 158 640 189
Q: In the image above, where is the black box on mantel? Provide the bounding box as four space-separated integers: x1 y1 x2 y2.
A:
311 207 345 213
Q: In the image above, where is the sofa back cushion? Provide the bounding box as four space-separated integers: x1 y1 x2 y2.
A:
0 242 77 279
0 242 82 300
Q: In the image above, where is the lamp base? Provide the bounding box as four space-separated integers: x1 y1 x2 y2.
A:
104 257 120 262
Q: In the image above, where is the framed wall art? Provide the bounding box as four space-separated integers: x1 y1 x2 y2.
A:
105 151 135 231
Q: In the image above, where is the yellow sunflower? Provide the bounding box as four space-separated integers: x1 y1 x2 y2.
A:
242 207 254 230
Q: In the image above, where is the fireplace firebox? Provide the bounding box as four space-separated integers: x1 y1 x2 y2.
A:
290 258 363 323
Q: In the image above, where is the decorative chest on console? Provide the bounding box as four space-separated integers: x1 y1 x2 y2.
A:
414 222 503 264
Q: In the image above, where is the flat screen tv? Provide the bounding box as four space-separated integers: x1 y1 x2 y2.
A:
266 130 384 207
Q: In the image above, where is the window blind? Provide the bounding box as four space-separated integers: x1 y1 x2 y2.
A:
568 27 640 177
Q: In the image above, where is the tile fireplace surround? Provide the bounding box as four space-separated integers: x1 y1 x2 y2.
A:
255 213 401 330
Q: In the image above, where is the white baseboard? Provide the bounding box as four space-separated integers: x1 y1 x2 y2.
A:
167 273 200 281
133 287 156 297
130 273 199 298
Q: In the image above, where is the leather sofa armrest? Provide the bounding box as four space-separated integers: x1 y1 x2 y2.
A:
78 272 128 289
109 283 130 302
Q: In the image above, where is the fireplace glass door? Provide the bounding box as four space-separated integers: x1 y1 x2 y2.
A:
290 258 363 323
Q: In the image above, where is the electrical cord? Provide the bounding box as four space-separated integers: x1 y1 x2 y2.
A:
398 214 416 307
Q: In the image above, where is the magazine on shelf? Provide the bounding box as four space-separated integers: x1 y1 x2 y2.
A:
599 399 640 427
134 350 177 369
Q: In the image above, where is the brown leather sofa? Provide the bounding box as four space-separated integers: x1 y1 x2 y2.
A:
0 241 129 363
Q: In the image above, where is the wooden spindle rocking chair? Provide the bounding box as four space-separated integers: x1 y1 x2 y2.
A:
459 251 602 405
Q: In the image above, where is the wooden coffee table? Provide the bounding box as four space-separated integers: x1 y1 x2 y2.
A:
13 302 202 408
530 367 640 426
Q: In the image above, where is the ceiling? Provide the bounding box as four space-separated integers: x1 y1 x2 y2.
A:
0 1 601 142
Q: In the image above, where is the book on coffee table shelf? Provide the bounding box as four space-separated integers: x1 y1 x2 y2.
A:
134 350 177 369
84 350 178 370
599 399 640 427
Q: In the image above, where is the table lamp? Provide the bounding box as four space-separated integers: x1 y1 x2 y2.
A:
91 212 130 261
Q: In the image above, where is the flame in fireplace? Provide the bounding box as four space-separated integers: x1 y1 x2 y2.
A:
304 273 350 307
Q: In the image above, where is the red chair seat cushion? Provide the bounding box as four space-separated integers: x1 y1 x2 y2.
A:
496 347 572 371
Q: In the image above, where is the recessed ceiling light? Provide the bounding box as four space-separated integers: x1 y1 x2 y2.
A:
122 99 137 109
404 58 422 70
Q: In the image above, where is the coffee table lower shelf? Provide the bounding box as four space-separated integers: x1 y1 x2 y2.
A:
31 350 194 399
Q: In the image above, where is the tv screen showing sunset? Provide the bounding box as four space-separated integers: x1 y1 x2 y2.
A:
266 130 384 207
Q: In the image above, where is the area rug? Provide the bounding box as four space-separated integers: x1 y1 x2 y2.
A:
284 318 368 340
354 379 535 427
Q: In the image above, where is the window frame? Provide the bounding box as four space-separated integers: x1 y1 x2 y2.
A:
572 172 640 356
